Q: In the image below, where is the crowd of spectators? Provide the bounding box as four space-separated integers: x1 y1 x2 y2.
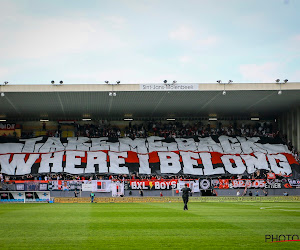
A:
14 120 279 139
75 122 121 138
75 120 277 139
0 168 291 183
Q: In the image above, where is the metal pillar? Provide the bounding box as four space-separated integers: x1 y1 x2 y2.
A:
297 106 300 152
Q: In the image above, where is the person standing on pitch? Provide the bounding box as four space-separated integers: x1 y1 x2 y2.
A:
181 184 192 210
90 192 95 203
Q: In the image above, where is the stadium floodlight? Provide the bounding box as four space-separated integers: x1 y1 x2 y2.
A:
163 80 167 84
276 79 286 95
218 80 232 95
4 81 8 85
166 118 176 121
82 118 91 121
40 119 49 122
124 118 133 121
209 118 218 121
0 119 6 122
116 81 120 84
51 80 55 84
105 81 109 84
251 117 260 121
59 81 63 84
1 93 4 97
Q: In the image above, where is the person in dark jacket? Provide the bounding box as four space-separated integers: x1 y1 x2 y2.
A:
181 184 192 210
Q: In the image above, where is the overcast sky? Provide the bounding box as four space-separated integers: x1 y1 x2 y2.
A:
0 0 299 84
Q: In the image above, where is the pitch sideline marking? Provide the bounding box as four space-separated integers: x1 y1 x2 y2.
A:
260 207 300 212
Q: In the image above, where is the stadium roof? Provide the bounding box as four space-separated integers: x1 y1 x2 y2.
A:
0 83 299 121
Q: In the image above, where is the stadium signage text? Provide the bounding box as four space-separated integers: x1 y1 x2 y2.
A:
130 180 177 190
265 180 282 189
140 84 198 91
212 179 267 189
0 136 298 176
0 123 15 130
287 179 300 187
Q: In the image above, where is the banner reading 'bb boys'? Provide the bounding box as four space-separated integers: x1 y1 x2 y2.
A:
0 136 299 177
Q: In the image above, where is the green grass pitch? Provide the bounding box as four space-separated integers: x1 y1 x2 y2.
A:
0 202 299 249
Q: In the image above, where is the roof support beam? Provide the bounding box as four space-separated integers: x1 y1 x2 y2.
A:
56 92 66 118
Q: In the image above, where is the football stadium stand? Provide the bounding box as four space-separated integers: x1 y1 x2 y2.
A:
0 82 299 201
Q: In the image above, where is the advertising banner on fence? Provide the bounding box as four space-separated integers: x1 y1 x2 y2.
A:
48 180 83 191
82 183 93 191
211 179 285 189
111 181 124 197
130 180 178 190
0 136 299 177
212 179 264 189
287 179 300 188
94 180 112 192
177 180 200 192
13 180 48 191
51 180 112 192
0 191 50 201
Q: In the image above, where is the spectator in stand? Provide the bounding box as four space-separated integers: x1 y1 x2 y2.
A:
0 173 3 183
267 171 276 180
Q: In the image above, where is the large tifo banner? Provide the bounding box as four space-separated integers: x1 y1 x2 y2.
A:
0 136 299 177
